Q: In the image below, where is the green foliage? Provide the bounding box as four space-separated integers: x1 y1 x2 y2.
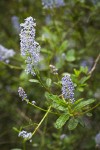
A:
0 0 100 150
73 99 95 111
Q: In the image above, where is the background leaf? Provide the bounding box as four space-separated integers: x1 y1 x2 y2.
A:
68 118 78 130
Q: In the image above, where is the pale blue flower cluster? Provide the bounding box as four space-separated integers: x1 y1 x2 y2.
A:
42 0 65 9
18 87 27 101
0 44 15 63
18 130 32 140
95 132 100 146
20 17 40 76
11 16 20 33
62 74 75 103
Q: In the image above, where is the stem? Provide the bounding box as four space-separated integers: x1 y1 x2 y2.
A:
35 68 51 93
23 140 26 150
24 99 59 115
88 53 100 76
32 105 51 136
40 117 48 149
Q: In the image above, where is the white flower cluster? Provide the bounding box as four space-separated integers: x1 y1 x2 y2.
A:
18 87 27 101
20 16 40 76
18 130 32 140
0 44 15 63
42 0 65 9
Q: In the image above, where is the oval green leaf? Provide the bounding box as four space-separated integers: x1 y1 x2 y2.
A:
68 118 78 130
55 114 69 129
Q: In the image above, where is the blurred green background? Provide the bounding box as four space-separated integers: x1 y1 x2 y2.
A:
0 0 100 149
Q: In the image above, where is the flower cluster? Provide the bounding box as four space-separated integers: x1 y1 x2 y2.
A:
18 130 32 140
0 44 15 63
20 16 40 76
95 132 100 147
18 87 27 101
11 16 20 33
42 0 65 9
62 74 75 103
49 64 58 75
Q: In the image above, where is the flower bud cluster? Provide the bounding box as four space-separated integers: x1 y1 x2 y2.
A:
49 64 58 75
20 16 40 76
62 74 75 103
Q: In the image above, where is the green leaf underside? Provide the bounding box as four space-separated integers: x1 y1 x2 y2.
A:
66 49 76 62
73 99 95 111
55 114 69 129
46 78 52 87
68 118 78 130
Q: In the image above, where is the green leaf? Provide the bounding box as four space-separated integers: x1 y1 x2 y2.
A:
77 87 84 92
80 76 90 84
11 149 22 150
47 94 67 107
74 98 84 105
86 112 92 117
74 69 81 77
66 49 76 62
29 79 40 84
46 78 52 87
46 93 68 111
52 103 68 111
41 48 52 54
45 92 50 100
55 114 69 129
77 118 85 127
13 127 19 132
68 118 78 130
59 40 68 53
80 66 88 74
73 99 95 111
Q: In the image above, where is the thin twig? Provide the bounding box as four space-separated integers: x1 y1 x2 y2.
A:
32 105 51 136
88 53 100 76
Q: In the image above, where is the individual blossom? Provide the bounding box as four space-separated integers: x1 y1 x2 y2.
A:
18 130 32 140
18 87 27 101
62 74 75 103
32 100 36 105
0 44 15 63
19 16 40 76
42 0 65 9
